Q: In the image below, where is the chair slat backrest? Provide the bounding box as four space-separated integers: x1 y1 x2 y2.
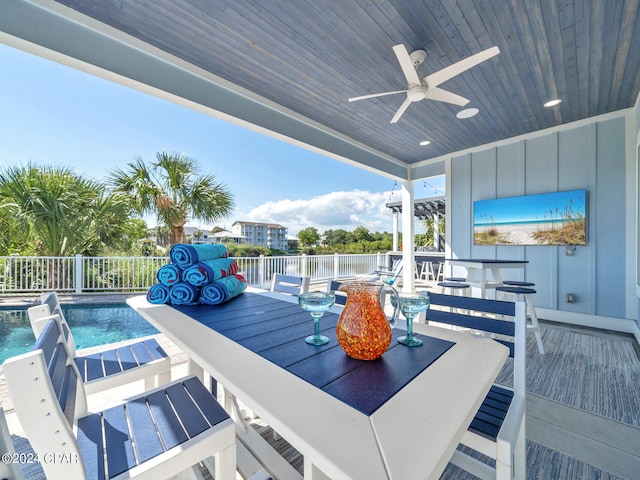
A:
28 292 77 355
270 274 310 296
31 317 84 423
2 316 87 479
426 293 516 357
327 280 347 305
41 291 61 317
424 292 526 396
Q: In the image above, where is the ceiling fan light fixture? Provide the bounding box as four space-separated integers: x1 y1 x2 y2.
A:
544 98 562 107
409 49 427 66
420 140 431 146
349 44 500 123
456 107 479 119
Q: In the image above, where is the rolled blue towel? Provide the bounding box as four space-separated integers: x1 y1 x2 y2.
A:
182 258 239 287
200 282 226 305
222 274 248 299
147 284 170 304
200 274 247 305
169 281 201 305
169 244 229 269
156 263 182 286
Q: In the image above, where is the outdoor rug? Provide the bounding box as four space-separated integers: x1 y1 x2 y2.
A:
440 440 626 480
496 323 640 428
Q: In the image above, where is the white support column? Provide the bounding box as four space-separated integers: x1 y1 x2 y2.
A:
401 180 415 292
392 211 399 252
433 213 440 250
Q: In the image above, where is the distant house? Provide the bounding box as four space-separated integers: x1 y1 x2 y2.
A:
210 230 243 245
184 226 215 244
287 236 299 251
232 221 288 251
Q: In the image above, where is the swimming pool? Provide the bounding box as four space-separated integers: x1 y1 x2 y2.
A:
0 304 159 364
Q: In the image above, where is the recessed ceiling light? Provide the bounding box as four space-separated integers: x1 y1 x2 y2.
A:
544 98 562 107
456 108 479 119
419 140 431 146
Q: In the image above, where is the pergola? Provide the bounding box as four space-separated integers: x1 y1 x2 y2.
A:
385 196 445 251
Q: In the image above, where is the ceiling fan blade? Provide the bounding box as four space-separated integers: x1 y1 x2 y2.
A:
392 44 421 86
390 97 413 124
425 87 469 106
424 46 500 88
348 90 408 102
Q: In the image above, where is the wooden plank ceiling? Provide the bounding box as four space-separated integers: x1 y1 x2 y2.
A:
50 0 640 165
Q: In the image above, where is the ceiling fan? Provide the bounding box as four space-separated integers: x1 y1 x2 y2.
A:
349 44 500 123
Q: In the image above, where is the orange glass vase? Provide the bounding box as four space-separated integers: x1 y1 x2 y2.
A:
336 281 399 360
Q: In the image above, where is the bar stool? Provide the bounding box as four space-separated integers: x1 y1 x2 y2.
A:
417 262 430 281
444 277 467 282
495 285 545 354
503 280 535 287
429 261 444 281
438 281 470 296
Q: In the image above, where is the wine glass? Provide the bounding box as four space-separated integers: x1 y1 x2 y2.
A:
392 293 430 347
298 292 335 345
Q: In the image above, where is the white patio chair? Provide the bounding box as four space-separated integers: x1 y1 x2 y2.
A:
0 406 25 480
424 292 526 480
373 260 403 286
2 315 236 480
270 273 310 295
27 291 171 396
326 279 347 306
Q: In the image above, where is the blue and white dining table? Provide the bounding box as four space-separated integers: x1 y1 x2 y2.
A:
447 258 529 298
128 288 508 480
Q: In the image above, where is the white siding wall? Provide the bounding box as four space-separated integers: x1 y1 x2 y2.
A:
446 114 633 323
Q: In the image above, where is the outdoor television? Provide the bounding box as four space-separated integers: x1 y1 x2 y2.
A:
473 189 587 246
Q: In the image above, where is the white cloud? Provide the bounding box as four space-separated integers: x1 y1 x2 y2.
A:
240 190 394 235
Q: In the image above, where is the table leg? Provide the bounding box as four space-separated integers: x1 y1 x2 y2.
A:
188 357 205 382
304 461 331 480
490 268 504 299
464 268 481 298
465 267 478 284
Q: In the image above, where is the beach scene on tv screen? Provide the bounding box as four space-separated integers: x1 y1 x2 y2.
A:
473 189 587 246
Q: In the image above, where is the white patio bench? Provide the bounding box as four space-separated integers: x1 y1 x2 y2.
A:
423 292 526 480
28 292 171 395
2 315 236 480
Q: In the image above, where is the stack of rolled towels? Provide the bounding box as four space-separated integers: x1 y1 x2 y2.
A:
147 243 247 306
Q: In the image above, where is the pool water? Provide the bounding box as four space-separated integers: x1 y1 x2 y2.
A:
0 304 159 364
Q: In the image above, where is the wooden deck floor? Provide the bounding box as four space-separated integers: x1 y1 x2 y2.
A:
2 294 639 479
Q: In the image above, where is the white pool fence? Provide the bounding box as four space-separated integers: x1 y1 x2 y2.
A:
0 253 387 294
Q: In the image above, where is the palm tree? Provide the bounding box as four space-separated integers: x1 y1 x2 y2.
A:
0 164 130 256
148 225 171 248
0 202 31 255
0 164 131 289
109 151 235 245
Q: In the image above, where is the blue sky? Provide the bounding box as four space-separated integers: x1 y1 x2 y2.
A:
0 43 443 235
